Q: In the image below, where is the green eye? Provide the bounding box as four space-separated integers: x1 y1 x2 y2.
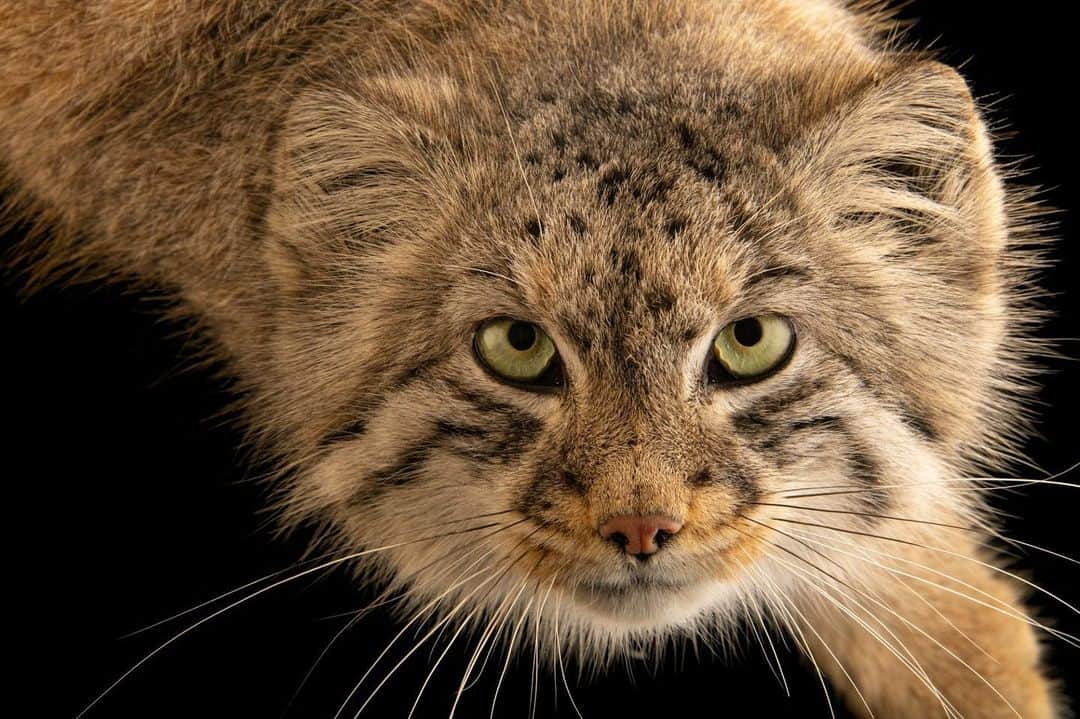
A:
474 318 560 385
710 315 795 382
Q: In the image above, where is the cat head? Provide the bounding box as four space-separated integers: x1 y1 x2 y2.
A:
255 4 1038 661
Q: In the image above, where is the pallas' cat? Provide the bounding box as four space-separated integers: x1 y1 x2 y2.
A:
0 1 1064 716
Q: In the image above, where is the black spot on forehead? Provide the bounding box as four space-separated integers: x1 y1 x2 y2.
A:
567 211 587 235
559 312 595 354
597 165 629 206
688 148 726 186
665 217 687 239
576 150 600 171
591 158 678 210
524 216 542 240
620 243 640 269
604 246 643 287
675 121 695 148
673 119 727 187
632 171 674 206
645 290 675 313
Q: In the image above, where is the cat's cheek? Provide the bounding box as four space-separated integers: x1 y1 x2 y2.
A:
845 407 965 513
301 449 367 510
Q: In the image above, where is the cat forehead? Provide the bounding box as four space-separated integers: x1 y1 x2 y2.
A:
452 115 814 351
454 189 813 372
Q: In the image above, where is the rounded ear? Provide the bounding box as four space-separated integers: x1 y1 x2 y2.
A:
799 61 1007 262
264 74 466 293
793 61 1043 464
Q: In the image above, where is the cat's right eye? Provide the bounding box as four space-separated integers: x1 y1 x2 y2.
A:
473 318 562 388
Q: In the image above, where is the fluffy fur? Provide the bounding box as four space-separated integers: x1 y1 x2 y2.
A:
0 1 1061 716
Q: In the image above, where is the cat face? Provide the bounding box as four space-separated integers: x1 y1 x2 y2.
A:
261 45 1031 660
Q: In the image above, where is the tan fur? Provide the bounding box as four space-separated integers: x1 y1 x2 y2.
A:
804 535 1059 718
0 1 1060 715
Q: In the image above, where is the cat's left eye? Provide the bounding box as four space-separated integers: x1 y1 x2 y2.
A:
474 318 562 388
709 314 795 384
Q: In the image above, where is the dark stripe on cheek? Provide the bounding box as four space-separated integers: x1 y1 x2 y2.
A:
433 410 543 464
845 441 890 515
560 471 587 495
757 415 842 453
434 420 489 439
731 380 829 438
367 439 432 489
518 457 585 525
756 379 828 415
831 351 939 442
319 416 368 448
386 355 444 394
730 380 829 442
788 415 841 432
351 415 542 506
730 468 762 513
693 465 762 508
902 413 938 443
519 472 555 517
442 378 523 416
321 357 447 450
732 411 772 435
348 436 434 506
689 468 712 487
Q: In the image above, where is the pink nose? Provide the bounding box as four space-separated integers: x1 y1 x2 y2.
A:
599 515 684 558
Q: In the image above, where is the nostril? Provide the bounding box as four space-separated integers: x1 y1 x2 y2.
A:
599 514 684 556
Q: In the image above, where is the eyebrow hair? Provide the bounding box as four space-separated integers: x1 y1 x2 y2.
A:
741 263 812 289
454 264 523 289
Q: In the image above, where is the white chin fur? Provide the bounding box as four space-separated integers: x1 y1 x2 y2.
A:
564 577 737 636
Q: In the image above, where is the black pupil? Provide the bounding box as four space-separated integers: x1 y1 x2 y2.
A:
507 322 537 351
732 317 763 346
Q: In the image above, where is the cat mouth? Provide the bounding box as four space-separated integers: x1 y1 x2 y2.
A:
577 575 693 597
565 571 715 625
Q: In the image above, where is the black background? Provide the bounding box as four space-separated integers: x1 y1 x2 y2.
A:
7 3 1078 717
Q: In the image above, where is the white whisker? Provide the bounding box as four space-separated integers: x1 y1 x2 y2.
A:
78 521 511 719
761 522 1020 717
554 587 585 719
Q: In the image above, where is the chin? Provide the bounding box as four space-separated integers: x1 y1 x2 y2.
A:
563 575 735 637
